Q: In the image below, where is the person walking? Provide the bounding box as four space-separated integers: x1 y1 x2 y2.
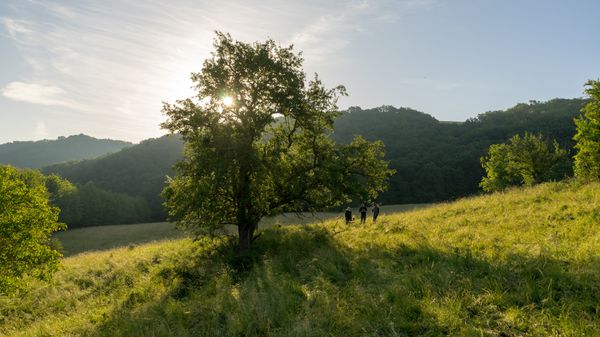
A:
344 207 352 224
359 203 367 224
372 203 380 223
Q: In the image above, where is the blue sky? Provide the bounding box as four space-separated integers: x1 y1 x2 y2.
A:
1 0 599 143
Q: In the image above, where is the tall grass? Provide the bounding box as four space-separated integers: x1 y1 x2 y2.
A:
2 181 599 336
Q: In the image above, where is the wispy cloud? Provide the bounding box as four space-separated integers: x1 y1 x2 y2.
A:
2 17 32 38
1 81 86 110
290 1 370 63
0 0 431 141
2 1 232 139
289 0 439 64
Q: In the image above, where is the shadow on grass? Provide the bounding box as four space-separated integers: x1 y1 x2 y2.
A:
84 225 600 336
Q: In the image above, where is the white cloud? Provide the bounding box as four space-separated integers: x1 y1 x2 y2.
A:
1 0 424 141
1 81 85 110
1 17 32 38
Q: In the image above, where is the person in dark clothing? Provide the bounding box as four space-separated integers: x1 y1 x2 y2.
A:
344 207 352 224
372 203 380 223
359 203 367 224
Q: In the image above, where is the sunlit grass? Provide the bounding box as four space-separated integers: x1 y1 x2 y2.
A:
2 181 600 336
55 204 429 257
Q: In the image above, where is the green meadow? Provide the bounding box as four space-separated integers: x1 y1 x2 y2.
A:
2 181 600 336
55 204 429 256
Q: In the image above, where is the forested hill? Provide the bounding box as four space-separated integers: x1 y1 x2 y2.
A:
42 135 183 221
43 98 585 226
0 134 131 168
334 98 585 203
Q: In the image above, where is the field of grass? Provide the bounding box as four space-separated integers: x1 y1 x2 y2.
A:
2 181 600 336
55 222 186 256
56 204 429 256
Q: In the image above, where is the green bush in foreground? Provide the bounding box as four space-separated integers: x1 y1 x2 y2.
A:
0 165 65 294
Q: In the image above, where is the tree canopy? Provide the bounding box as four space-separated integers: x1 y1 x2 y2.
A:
0 165 65 294
162 33 393 252
574 80 600 180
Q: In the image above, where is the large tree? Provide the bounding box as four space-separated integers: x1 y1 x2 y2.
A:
574 80 600 180
162 33 394 253
0 166 65 294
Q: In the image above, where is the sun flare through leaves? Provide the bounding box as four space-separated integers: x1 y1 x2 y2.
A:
222 95 234 107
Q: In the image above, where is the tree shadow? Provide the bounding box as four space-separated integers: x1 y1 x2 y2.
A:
83 225 600 336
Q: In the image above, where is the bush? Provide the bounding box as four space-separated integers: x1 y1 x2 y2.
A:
0 165 65 294
480 133 570 192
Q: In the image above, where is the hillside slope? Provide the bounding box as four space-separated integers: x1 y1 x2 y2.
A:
335 99 583 203
2 181 599 336
0 134 131 168
43 135 183 220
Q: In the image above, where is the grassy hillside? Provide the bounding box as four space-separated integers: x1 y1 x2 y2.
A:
2 181 600 336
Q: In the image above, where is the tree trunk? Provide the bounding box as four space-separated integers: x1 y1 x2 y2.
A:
238 222 257 254
236 147 257 255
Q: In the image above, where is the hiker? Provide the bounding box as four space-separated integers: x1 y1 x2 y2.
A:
344 207 352 224
359 203 367 224
372 203 380 223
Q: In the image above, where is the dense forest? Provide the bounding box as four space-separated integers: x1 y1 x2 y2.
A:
43 135 183 222
0 134 131 168
334 98 583 203
39 98 585 228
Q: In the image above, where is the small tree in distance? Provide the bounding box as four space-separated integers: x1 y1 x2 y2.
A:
162 32 394 253
573 80 600 180
480 133 570 192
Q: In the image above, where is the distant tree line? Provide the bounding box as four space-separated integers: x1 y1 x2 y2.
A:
334 98 584 203
43 135 183 222
54 182 151 227
16 169 151 228
479 80 600 191
0 134 130 168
